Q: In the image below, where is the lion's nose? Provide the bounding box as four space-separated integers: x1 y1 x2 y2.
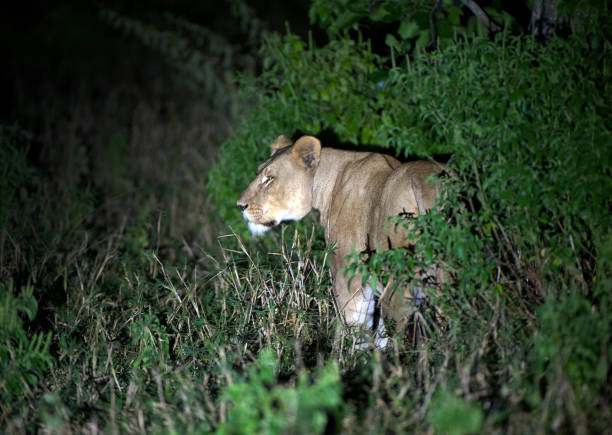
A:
237 202 248 212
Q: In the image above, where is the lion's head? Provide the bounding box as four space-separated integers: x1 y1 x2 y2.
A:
236 135 321 235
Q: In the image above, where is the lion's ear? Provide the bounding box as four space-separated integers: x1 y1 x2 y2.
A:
269 135 292 155
291 136 321 170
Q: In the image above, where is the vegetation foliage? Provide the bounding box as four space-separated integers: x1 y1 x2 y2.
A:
1 0 611 433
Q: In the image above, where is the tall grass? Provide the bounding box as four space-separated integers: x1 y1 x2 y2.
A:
1 151 344 431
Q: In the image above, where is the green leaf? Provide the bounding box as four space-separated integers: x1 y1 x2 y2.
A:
447 6 463 26
370 5 389 22
415 29 430 50
385 33 400 50
398 20 420 39
430 389 483 435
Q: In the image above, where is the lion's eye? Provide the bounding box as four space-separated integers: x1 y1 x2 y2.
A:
262 175 274 185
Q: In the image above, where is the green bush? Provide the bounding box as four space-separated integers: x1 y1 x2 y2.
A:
217 349 342 435
429 388 483 435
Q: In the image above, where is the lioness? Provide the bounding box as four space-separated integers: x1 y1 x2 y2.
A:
237 135 444 348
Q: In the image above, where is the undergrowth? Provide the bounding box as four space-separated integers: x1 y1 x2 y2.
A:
2 2 611 434
206 8 611 434
1 138 340 431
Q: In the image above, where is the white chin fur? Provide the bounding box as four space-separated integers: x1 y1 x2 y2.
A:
248 222 270 236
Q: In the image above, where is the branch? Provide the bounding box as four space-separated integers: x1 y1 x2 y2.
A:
528 0 544 33
427 0 443 51
460 0 502 33
528 0 560 39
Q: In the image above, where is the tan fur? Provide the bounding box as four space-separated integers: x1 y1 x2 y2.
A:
237 135 445 347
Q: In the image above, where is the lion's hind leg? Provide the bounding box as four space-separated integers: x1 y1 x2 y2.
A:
381 269 446 347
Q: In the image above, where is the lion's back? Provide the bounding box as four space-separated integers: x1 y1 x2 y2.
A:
373 161 445 250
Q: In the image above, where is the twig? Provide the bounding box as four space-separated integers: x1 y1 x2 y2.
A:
460 0 502 32
427 0 443 51
528 0 544 34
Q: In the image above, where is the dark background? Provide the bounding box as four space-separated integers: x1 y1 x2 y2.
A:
0 0 311 131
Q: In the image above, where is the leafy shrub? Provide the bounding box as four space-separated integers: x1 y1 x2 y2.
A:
309 0 516 48
217 349 342 434
429 388 483 435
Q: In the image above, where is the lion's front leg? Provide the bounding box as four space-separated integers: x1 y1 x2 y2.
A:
334 271 388 349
